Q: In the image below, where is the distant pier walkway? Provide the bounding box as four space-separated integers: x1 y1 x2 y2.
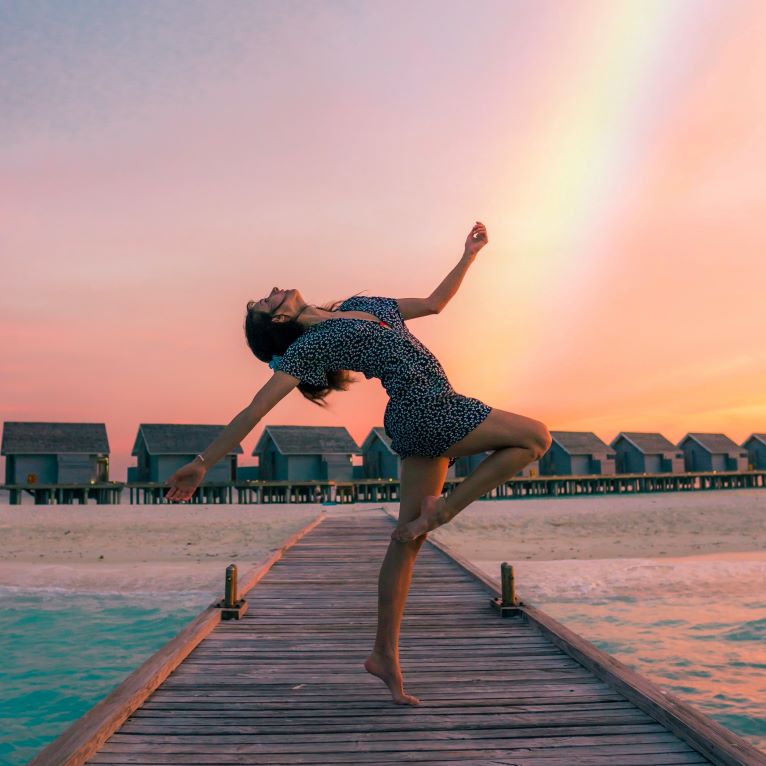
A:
29 509 766 766
4 468 766 505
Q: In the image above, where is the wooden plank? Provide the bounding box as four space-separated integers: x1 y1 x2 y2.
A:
178 656 580 668
159 670 596 685
141 691 626 707
133 701 636 716
116 709 656 733
98 735 690 756
87 748 711 765
95 749 693 763
144 684 632 714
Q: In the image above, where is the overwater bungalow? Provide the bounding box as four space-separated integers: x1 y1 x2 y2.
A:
253 425 360 481
361 427 401 479
678 432 749 472
538 431 616 476
1 421 110 485
742 433 766 470
454 452 489 478
129 423 242 483
610 432 685 474
236 465 261 481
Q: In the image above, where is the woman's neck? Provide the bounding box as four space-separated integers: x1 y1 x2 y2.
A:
297 304 336 328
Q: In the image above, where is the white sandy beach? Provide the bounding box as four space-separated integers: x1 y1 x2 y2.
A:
0 489 764 594
423 488 766 561
0 504 323 593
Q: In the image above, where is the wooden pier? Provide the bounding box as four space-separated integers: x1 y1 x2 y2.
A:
29 508 766 766
3 470 765 505
2 482 124 506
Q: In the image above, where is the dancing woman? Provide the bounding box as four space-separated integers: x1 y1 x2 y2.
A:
165 221 552 705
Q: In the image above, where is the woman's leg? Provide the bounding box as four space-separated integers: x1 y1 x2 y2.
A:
392 408 552 542
364 454 450 705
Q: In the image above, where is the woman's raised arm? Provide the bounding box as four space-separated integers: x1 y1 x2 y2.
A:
399 221 488 318
164 371 298 502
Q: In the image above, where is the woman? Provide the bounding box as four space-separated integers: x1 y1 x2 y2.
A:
165 221 552 705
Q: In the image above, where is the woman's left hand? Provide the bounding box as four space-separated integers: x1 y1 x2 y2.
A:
464 221 488 257
165 462 206 502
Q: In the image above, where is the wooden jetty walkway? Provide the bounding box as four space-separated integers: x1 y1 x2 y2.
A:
4 469 766 505
30 509 766 766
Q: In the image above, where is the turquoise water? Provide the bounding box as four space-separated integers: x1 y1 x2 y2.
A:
474 552 766 754
0 587 213 766
539 596 766 752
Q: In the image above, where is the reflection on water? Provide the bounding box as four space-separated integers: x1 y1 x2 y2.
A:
474 552 766 752
541 598 766 748
0 588 213 766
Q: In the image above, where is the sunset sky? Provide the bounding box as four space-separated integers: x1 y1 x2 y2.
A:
2 0 765 479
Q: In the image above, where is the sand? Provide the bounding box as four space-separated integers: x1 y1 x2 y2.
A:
1 489 764 594
421 488 766 561
412 488 766 604
0 503 324 593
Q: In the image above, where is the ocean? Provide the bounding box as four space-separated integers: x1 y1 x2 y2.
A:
0 588 213 766
476 551 766 753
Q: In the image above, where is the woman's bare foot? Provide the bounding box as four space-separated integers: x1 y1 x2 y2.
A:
391 495 454 542
363 649 420 705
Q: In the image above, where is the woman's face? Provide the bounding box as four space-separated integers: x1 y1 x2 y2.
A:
250 287 301 321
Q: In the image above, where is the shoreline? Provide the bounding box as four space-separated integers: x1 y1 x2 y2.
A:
3 548 764 599
1 490 764 593
423 488 766 561
0 503 325 594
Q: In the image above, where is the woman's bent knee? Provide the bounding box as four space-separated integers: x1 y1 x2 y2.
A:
494 410 550 454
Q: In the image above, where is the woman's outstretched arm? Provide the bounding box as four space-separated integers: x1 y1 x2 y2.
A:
397 221 488 320
164 372 298 502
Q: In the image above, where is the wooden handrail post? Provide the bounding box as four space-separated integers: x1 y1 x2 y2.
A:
491 561 520 617
501 562 517 606
217 563 248 620
224 564 238 608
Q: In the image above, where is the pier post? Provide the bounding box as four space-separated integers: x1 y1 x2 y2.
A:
216 563 248 620
491 561 520 617
224 564 237 608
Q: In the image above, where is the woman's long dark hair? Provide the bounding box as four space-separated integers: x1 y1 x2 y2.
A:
244 292 365 407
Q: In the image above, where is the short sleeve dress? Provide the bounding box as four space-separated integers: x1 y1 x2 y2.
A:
274 295 492 467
